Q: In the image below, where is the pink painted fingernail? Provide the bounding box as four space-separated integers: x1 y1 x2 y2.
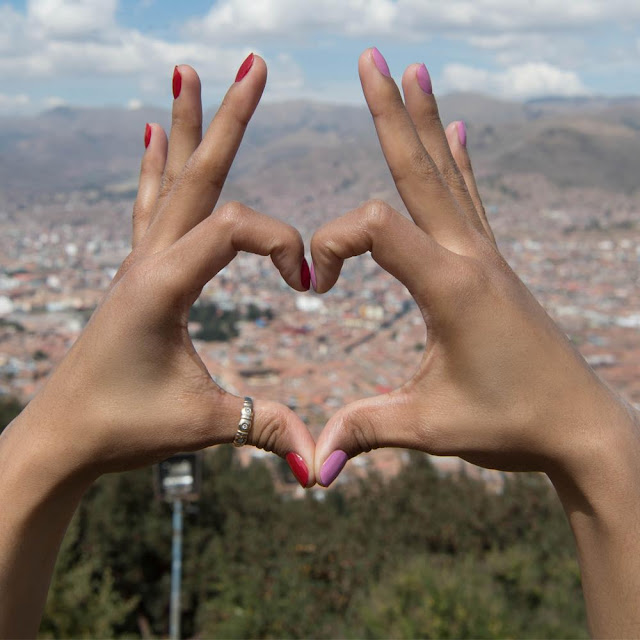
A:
417 64 432 94
301 258 311 291
320 450 348 487
457 121 467 147
310 262 317 291
371 47 391 78
144 123 151 148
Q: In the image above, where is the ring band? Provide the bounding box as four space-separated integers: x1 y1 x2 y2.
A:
233 397 254 447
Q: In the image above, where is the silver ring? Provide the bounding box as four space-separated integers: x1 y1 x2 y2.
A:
233 397 254 447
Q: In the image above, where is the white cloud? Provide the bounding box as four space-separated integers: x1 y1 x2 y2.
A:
0 0 305 111
0 0 632 113
127 98 143 110
181 0 638 80
43 96 66 108
441 62 590 99
184 0 399 40
27 0 117 38
0 8 248 80
187 0 640 41
0 92 30 113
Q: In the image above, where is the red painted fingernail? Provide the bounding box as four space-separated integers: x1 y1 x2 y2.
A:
417 63 432 94
235 53 255 82
286 452 309 488
301 258 311 290
144 123 151 148
457 121 467 147
310 263 317 291
172 66 182 99
371 47 391 77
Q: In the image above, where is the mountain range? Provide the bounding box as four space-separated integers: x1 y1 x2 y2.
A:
1 93 639 223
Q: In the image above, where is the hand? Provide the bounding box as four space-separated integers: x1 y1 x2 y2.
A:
311 49 638 489
0 57 320 639
7 58 316 486
311 52 640 633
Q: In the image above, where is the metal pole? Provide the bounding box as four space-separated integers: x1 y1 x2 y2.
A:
170 498 183 640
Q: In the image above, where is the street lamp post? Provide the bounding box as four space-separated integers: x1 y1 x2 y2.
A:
155 453 202 640
170 498 183 640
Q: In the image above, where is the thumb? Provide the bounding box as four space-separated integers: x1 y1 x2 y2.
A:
235 396 317 488
196 391 316 488
315 391 420 487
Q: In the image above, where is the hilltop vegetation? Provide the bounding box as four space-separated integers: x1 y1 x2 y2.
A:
36 448 587 638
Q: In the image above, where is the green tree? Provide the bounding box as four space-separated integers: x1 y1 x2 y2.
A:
347 554 514 639
38 449 587 638
40 515 139 638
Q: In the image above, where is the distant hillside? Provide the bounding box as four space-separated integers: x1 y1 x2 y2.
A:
1 94 639 206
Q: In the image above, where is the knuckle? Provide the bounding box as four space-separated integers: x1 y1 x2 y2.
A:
217 201 247 230
409 147 438 178
310 224 331 253
424 106 443 126
415 109 444 139
438 161 462 188
272 225 302 261
159 172 178 199
390 148 438 187
219 96 251 128
171 111 202 136
252 408 289 453
362 199 395 231
370 94 404 122
343 408 378 454
286 223 303 247
184 155 227 195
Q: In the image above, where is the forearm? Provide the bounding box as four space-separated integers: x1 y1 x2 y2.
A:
0 410 93 638
548 398 640 638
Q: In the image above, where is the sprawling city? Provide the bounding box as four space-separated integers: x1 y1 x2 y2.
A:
1 101 639 489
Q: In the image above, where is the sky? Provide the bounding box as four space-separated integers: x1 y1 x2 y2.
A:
0 0 639 115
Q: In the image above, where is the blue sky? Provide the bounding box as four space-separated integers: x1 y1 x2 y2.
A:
0 0 639 114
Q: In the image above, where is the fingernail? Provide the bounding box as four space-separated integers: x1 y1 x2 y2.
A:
235 53 255 82
371 47 391 78
457 121 467 147
144 123 151 148
320 450 348 487
310 262 317 291
286 452 309 488
300 258 310 291
172 66 182 99
417 63 432 94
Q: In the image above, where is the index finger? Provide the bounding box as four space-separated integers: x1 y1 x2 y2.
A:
310 200 451 305
359 48 476 252
147 54 267 250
